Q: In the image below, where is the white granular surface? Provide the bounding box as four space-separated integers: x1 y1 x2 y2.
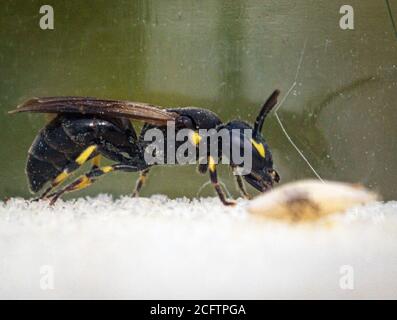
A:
0 195 396 299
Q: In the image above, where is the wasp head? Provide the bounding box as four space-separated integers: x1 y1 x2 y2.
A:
242 136 280 192
227 90 280 192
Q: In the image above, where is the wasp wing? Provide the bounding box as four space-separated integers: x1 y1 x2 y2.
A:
9 96 178 125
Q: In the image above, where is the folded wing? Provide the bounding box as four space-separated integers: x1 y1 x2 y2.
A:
9 96 178 125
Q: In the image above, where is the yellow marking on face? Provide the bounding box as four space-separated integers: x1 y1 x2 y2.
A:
72 176 92 191
53 171 70 185
191 132 202 145
101 166 114 174
251 139 266 158
92 155 101 167
208 156 216 172
76 145 97 165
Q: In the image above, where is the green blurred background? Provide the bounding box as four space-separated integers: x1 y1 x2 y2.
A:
1 0 396 201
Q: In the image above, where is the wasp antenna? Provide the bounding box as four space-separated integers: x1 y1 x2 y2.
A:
253 89 280 137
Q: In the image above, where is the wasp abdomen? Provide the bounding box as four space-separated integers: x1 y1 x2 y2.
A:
25 115 139 194
26 153 62 193
26 131 80 193
26 116 96 193
28 131 71 168
43 117 80 154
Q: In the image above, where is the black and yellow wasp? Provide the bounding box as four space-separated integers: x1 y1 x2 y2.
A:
9 90 280 205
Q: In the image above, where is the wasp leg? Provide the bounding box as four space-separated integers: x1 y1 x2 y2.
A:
208 157 236 206
230 167 251 199
91 154 101 170
132 168 150 197
47 164 139 205
38 145 98 200
234 175 252 200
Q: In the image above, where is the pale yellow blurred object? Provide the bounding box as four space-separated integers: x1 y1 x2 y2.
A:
248 180 379 222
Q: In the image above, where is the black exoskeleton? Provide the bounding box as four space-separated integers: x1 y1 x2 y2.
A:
9 91 280 205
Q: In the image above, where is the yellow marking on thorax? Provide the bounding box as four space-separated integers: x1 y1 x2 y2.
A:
191 132 202 145
251 139 266 158
208 156 216 172
76 145 97 165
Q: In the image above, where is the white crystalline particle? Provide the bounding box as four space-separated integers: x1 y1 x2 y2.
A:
0 195 396 299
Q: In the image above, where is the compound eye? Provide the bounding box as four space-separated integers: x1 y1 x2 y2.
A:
176 115 195 129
